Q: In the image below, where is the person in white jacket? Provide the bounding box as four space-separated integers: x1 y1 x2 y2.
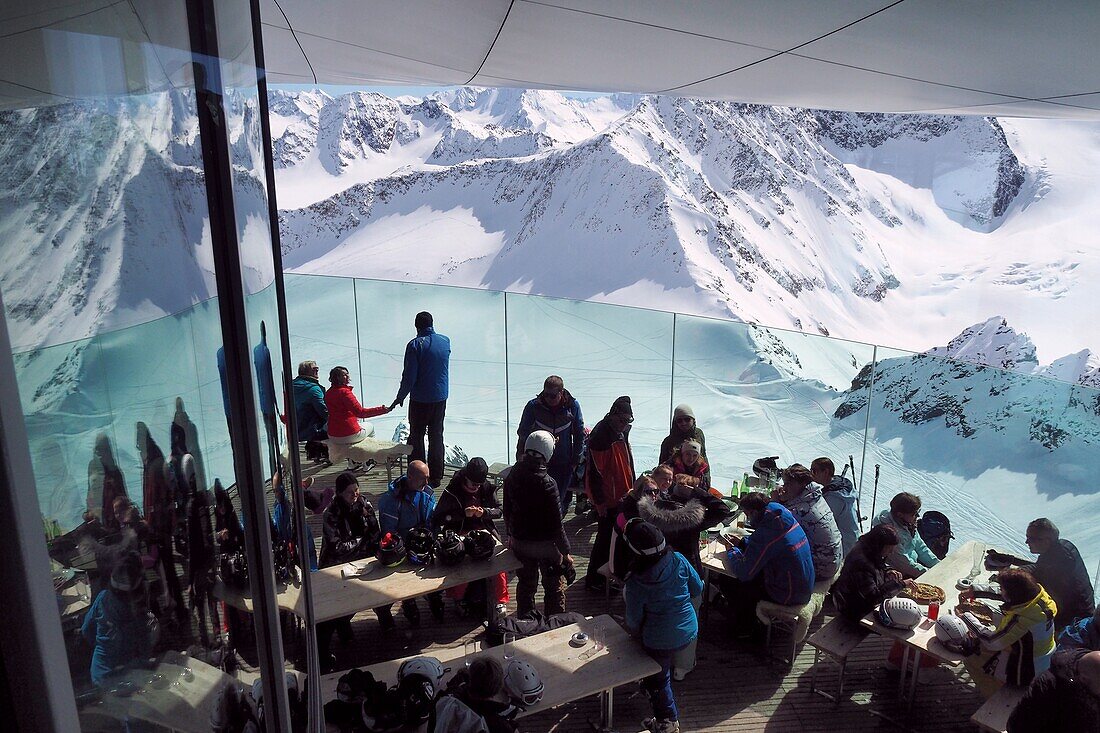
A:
773 464 842 583
872 492 940 578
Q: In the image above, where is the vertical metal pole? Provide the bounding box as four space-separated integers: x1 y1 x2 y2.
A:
353 278 365 388
0 291 80 732
856 345 877 530
186 0 290 728
669 313 677 429
504 292 511 462
247 0 321 727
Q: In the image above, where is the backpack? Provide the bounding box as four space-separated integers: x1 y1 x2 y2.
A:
917 510 953 559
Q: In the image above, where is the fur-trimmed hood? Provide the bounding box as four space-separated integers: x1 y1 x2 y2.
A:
637 495 707 533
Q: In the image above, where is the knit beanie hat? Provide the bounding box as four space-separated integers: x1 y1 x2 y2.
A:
335 471 359 494
465 457 489 485
681 439 702 455
610 395 633 418
467 656 504 699
623 518 667 557
673 404 695 421
524 430 555 462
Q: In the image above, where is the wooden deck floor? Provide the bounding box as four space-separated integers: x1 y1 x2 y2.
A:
290 458 985 732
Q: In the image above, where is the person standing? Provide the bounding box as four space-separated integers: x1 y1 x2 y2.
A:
810 456 860 558
390 312 451 488
503 431 573 617
658 404 706 465
622 519 702 733
584 396 636 592
292 360 329 462
516 375 585 514
137 422 185 624
85 433 128 532
254 321 280 476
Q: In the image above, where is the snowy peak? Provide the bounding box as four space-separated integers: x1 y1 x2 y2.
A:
925 316 1038 371
1041 350 1100 389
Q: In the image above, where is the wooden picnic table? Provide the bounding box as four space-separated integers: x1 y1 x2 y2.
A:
214 543 522 623
320 615 660 730
78 655 232 733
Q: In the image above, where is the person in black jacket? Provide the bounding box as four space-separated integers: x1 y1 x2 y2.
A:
990 518 1096 630
1007 648 1100 732
503 431 573 616
433 457 509 614
636 476 729 574
831 524 916 624
318 472 380 670
516 375 585 514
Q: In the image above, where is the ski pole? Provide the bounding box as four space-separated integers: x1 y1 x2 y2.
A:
870 464 881 521
850 454 865 530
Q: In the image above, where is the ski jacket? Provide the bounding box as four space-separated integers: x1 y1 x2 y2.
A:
324 384 387 439
830 539 905 623
1057 607 1100 651
667 453 711 492
872 509 940 578
821 475 860 558
625 550 703 651
292 375 328 441
1007 648 1100 733
432 471 502 537
783 482 842 582
637 488 729 573
1019 539 1096 628
726 502 815 606
81 589 156 685
502 456 569 555
396 326 450 404
319 496 380 568
273 481 317 571
973 586 1058 687
658 424 707 465
515 390 585 468
377 477 435 537
584 417 635 513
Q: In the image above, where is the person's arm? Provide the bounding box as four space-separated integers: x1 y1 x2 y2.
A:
850 565 904 610
699 460 712 492
912 530 940 569
571 400 585 463
968 612 1028 651
515 402 534 462
726 527 774 582
623 584 643 636
322 509 362 562
502 479 514 536
586 446 612 508
547 477 570 556
885 544 925 578
80 592 101 645
482 484 502 520
697 487 731 527
310 384 328 422
346 389 387 419
394 341 418 405
420 492 437 531
377 495 398 537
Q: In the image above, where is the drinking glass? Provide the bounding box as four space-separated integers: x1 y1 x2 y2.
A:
502 633 516 661
464 640 478 668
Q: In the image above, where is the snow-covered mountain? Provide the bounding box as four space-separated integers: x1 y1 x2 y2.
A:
271 86 1100 370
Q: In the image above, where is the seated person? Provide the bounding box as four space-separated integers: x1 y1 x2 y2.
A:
773 464 842 583
717 492 815 636
432 457 508 614
831 525 916 623
989 518 1095 630
1008 648 1100 732
324 365 390 450
447 656 519 733
318 472 380 670
81 552 158 687
872 492 939 578
377 460 442 626
1058 606 1100 651
961 568 1058 699
292 360 329 462
667 440 711 494
810 456 860 558
659 404 707 465
607 475 663 584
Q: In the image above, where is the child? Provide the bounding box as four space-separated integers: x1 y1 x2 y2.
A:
622 519 702 733
81 551 158 686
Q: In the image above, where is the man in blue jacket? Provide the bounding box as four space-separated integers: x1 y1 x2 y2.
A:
376 460 443 626
719 491 815 637
811 456 860 558
390 312 451 488
515 375 585 513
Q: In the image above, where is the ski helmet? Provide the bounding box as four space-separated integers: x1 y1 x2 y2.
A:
221 550 249 587
463 529 496 561
752 456 781 481
360 686 404 732
874 597 923 629
397 656 446 689
503 658 544 709
436 530 466 565
405 526 437 566
934 614 971 652
376 532 407 568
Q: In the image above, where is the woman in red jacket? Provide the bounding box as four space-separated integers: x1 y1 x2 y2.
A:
324 366 391 445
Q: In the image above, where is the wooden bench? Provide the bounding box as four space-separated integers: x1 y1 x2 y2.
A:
807 617 871 703
970 683 1026 732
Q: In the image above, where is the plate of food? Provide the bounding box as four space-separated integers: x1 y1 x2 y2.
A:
899 582 946 605
955 601 998 628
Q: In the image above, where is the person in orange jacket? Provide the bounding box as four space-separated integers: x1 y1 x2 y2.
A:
584 396 636 592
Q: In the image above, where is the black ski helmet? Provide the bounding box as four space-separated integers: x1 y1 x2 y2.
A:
376 532 407 568
436 530 466 566
463 529 495 561
405 526 437 566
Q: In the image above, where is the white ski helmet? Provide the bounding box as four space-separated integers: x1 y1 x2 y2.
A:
398 656 447 692
934 614 971 652
503 658 544 708
524 430 555 463
874 597 923 629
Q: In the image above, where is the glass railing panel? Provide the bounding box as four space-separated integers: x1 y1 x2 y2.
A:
284 273 361 387
862 346 1100 588
353 278 508 467
506 293 675 474
671 316 876 496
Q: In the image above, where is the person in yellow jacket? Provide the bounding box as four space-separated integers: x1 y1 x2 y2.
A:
961 567 1057 698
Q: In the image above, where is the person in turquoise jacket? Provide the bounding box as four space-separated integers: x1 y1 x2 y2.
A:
81 552 157 686
872 492 940 578
376 460 443 626
623 519 702 733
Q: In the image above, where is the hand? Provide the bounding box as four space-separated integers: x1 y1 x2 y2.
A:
389 399 403 411
902 579 919 592
959 589 976 604
216 529 229 543
886 569 904 583
464 506 484 518
563 554 574 566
